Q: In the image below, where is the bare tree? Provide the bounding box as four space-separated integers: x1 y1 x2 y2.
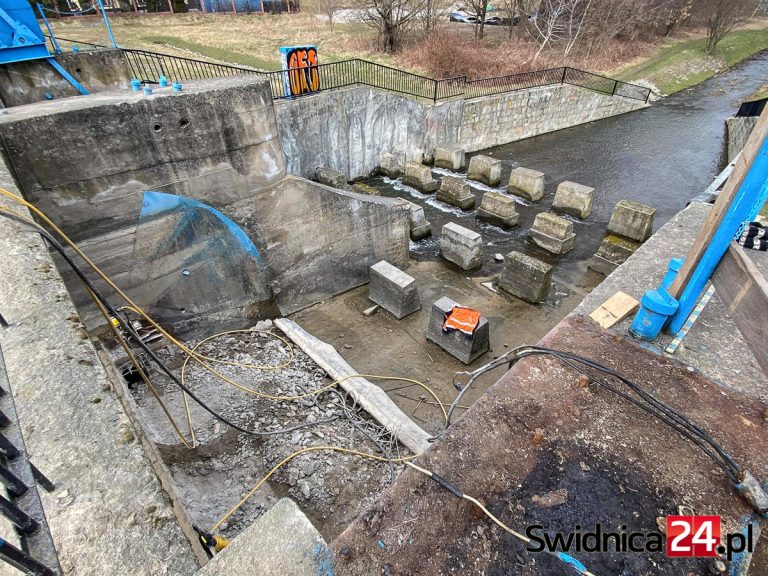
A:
530 0 595 60
355 0 428 51
695 0 756 54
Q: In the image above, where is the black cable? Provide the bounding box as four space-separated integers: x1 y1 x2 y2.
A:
504 347 741 482
0 211 339 439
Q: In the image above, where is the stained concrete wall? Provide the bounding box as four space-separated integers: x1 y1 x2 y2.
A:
459 83 647 151
0 49 132 107
0 75 286 241
275 86 463 180
726 116 758 162
274 83 647 180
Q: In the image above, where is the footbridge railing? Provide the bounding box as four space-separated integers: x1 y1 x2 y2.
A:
48 37 651 104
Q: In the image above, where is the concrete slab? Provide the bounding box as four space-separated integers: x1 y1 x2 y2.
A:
433 147 466 171
316 167 352 190
552 180 595 219
607 200 656 242
404 200 432 240
526 212 575 254
199 498 332 576
425 297 489 365
379 152 404 179
498 251 553 303
588 234 641 276
369 260 422 319
476 191 519 229
437 176 475 210
440 222 483 270
402 162 438 194
0 180 198 574
508 167 545 202
467 155 502 187
331 315 768 574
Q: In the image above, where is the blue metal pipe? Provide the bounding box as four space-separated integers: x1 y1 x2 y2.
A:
95 0 118 49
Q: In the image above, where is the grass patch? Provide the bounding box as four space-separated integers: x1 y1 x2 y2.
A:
143 35 279 70
616 24 768 95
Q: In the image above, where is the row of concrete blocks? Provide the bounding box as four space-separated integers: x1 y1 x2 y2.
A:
368 261 488 364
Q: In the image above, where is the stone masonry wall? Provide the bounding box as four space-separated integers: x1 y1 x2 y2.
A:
459 84 648 152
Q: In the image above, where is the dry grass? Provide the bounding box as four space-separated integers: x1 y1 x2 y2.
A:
47 11 397 71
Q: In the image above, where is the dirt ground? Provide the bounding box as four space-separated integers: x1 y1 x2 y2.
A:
117 323 409 541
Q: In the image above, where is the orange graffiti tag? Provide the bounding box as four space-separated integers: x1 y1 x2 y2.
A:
288 47 319 95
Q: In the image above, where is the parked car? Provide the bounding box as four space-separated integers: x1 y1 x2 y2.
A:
449 10 477 23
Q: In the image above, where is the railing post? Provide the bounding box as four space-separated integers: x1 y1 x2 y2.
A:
561 67 567 84
645 89 651 104
611 80 618 96
433 78 438 103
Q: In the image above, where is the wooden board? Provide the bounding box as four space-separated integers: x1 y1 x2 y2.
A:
274 318 432 454
711 242 768 376
670 107 768 298
589 291 640 329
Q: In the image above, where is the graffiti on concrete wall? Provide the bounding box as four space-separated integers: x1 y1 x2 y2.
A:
279 45 319 97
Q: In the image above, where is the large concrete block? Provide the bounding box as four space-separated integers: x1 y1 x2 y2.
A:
527 212 575 254
437 176 475 210
369 260 421 319
379 152 404 179
440 222 483 270
498 251 552 303
588 234 641 276
607 200 656 242
315 166 351 190
476 191 519 228
426 296 489 364
433 147 466 171
467 155 502 187
552 181 595 219
402 162 438 193
405 201 432 240
508 167 545 202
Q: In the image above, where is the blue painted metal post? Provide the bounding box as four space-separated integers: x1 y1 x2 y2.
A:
95 0 118 49
46 58 89 95
667 135 768 334
35 4 60 55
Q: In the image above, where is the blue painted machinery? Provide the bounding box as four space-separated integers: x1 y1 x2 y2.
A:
0 0 88 94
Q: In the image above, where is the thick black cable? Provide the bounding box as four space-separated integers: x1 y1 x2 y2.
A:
0 211 338 439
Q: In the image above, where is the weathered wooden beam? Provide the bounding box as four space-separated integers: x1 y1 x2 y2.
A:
711 243 768 376
670 108 768 299
274 318 432 454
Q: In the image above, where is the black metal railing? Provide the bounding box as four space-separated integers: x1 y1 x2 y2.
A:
0 345 59 576
46 36 652 104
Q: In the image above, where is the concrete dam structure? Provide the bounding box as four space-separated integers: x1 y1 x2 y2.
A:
3 40 766 576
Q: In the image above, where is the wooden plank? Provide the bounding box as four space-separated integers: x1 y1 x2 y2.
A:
274 318 432 454
711 242 768 376
589 291 639 329
670 107 768 298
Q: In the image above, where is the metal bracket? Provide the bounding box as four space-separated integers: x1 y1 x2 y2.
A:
46 58 89 96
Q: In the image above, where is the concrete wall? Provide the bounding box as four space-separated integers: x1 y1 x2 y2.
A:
0 49 132 107
274 83 647 180
0 76 286 241
0 76 408 335
275 86 463 180
459 83 647 151
726 116 758 162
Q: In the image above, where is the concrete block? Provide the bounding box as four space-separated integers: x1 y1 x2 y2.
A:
607 200 656 242
508 167 545 202
369 260 421 319
352 182 380 196
588 234 641 276
553 181 595 219
434 147 466 171
426 296 489 364
379 152 404 179
527 212 575 254
467 155 502 187
199 498 330 576
315 166 351 190
402 162 438 194
476 191 519 228
440 222 483 270
405 201 432 240
498 251 553 303
437 176 475 210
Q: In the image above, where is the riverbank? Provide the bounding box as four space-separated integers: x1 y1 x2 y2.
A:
615 20 768 96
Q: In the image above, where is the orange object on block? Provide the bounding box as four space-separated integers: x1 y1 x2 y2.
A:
443 306 481 336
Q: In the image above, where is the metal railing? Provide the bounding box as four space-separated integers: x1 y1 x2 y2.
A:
0 345 59 576
47 37 652 104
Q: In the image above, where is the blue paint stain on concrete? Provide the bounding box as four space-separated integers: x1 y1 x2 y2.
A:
140 191 261 263
312 542 335 576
